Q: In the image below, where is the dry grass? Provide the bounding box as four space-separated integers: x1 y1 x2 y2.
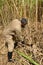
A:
0 21 43 65
0 0 43 65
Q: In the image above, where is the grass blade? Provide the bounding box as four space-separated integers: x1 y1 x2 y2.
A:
15 50 39 65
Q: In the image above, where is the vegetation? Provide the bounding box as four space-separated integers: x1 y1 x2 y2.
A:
0 0 43 26
0 0 43 65
15 50 39 65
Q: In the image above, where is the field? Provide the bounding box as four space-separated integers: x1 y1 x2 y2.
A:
0 0 43 65
0 21 43 65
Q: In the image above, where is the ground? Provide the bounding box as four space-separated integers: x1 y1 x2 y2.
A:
0 21 43 65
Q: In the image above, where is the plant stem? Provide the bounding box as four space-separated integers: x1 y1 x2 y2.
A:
15 50 39 65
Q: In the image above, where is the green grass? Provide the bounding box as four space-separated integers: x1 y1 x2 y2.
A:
15 50 39 65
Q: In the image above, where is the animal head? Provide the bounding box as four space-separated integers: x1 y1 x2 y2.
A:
21 18 28 28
